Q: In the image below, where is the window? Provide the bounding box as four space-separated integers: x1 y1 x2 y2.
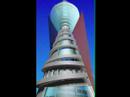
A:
60 57 79 61
44 86 90 97
58 48 76 55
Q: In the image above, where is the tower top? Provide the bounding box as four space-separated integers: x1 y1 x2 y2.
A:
50 1 80 33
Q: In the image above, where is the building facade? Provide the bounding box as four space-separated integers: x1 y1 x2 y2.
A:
37 1 94 97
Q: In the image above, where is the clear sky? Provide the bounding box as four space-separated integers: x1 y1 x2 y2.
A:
36 0 95 82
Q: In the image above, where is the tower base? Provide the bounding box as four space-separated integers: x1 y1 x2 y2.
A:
37 84 94 97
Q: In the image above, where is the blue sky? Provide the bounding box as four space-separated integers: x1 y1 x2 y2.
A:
36 0 95 82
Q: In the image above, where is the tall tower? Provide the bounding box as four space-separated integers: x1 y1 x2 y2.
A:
37 1 94 97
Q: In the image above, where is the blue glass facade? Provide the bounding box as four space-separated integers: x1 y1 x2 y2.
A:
43 85 94 97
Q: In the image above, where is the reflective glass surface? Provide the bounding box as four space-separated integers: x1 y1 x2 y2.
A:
59 48 75 55
43 85 94 97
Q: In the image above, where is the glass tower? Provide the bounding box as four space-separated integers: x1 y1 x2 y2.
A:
36 1 94 97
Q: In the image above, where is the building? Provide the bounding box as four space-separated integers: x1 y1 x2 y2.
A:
36 1 94 97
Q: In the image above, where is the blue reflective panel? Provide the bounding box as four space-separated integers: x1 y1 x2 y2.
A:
44 87 55 97
76 86 94 97
44 85 94 97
